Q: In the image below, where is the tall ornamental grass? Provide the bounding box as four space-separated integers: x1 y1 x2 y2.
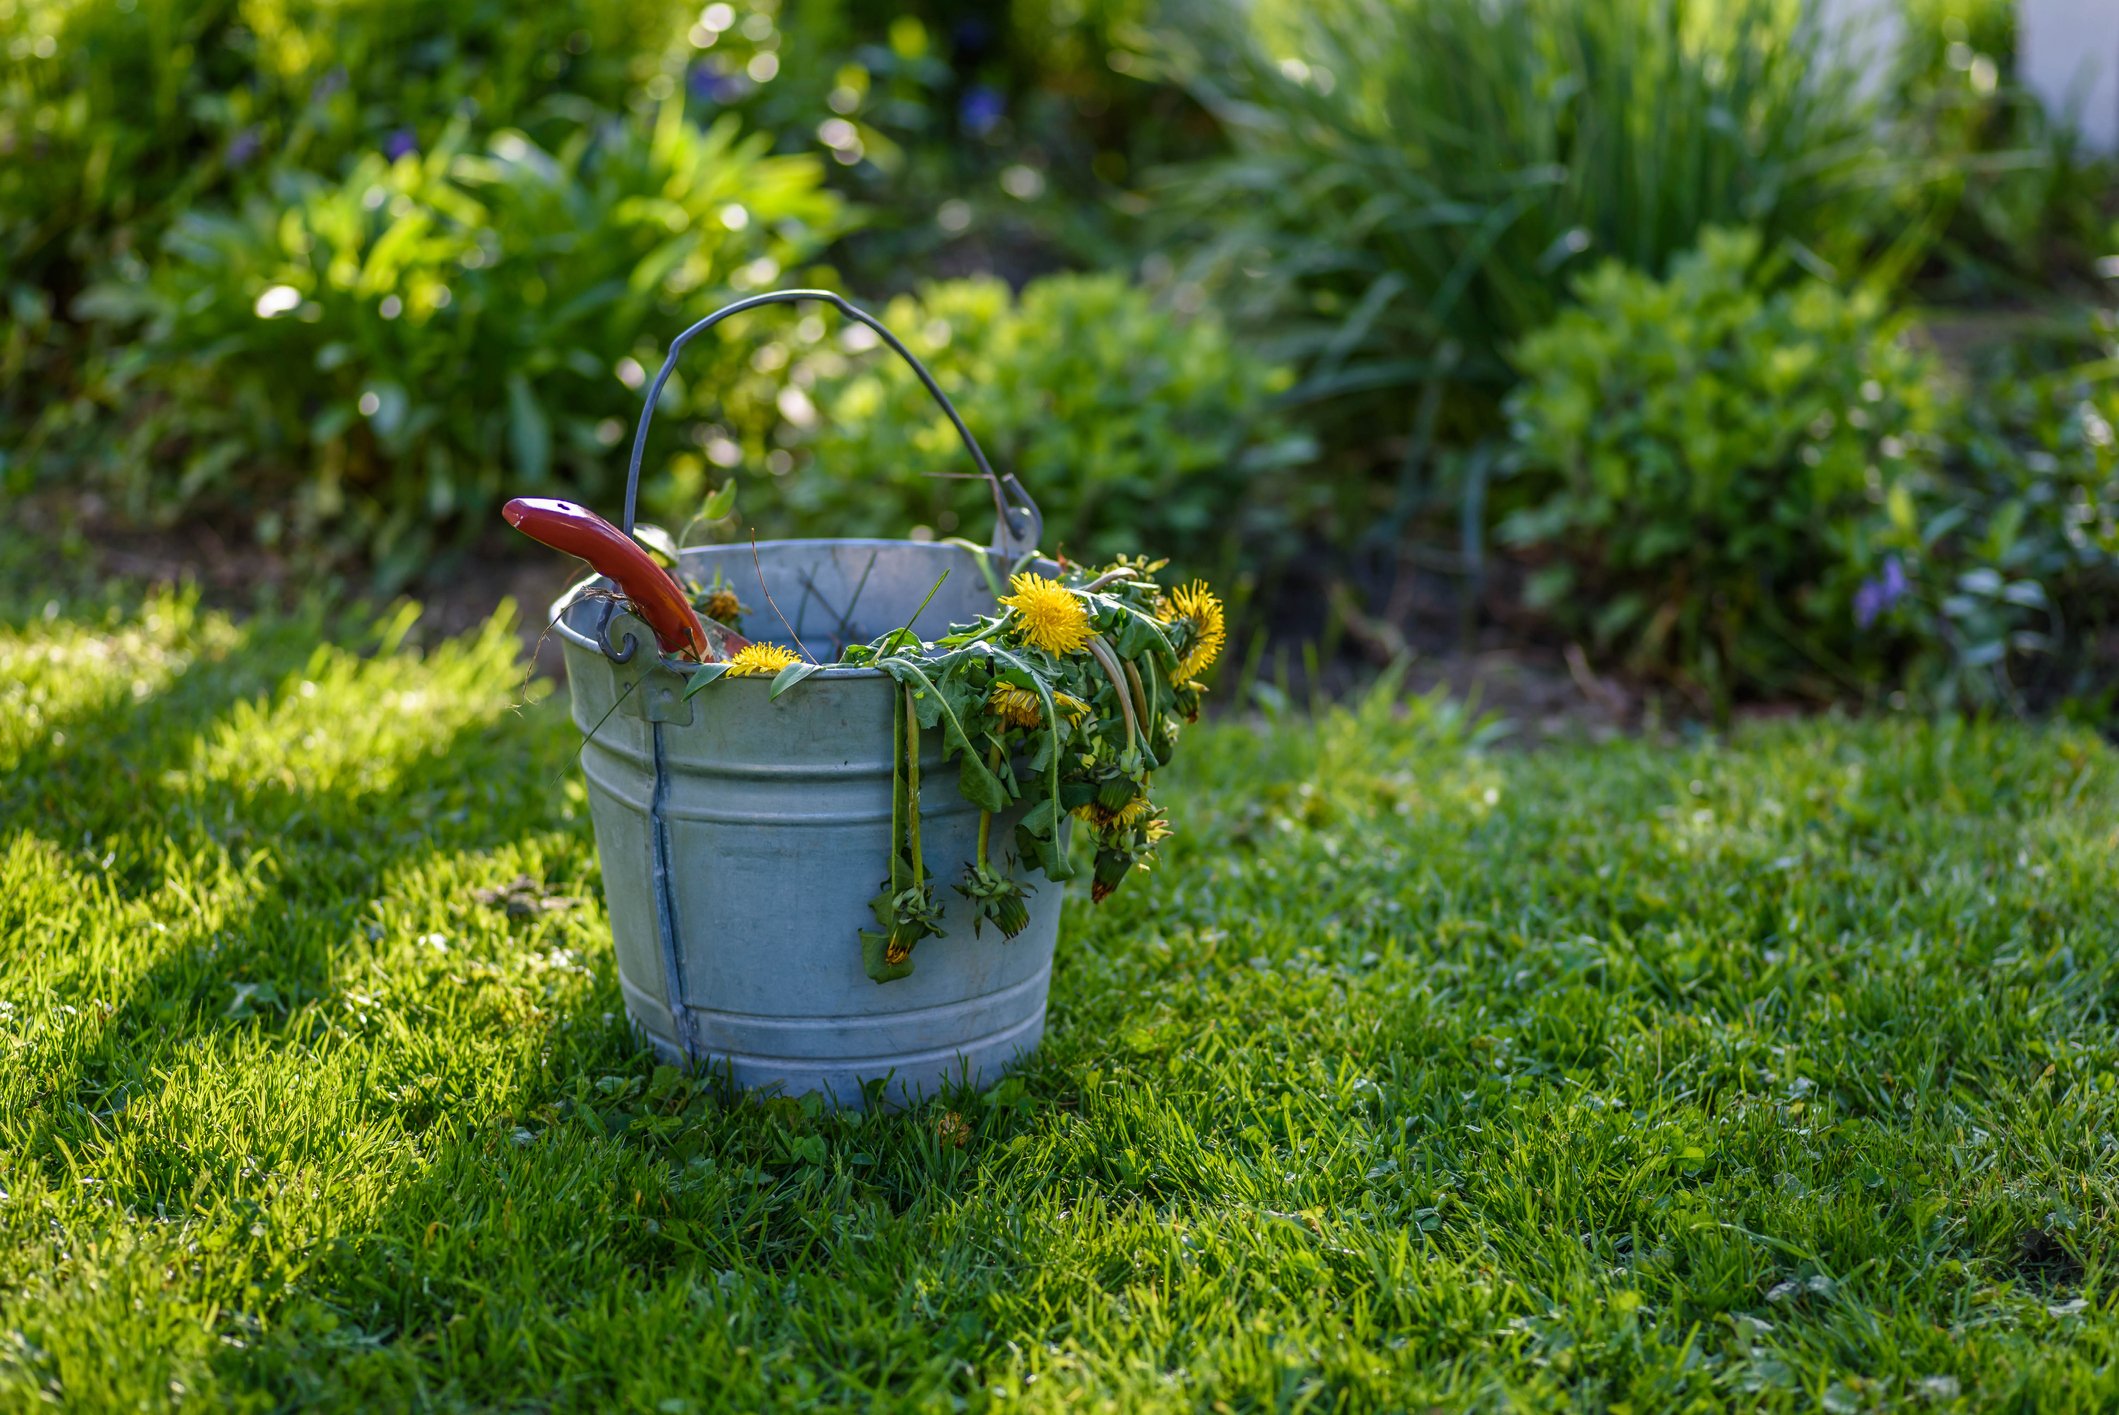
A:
1164 0 1930 426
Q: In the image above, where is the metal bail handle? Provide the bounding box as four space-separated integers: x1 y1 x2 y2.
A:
621 288 1043 558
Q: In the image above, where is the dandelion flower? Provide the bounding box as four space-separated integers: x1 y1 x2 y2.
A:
700 586 748 624
988 681 1088 728
1169 581 1226 685
988 681 1044 728
721 643 801 677
1072 794 1154 831
1000 573 1093 655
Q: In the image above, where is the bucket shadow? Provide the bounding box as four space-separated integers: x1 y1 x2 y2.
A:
9 604 569 1179
10 599 1142 1403
204 1032 1049 1406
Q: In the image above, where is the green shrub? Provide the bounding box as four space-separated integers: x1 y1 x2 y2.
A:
1501 227 1941 705
1873 349 2119 713
1893 0 2111 295
1 0 691 284
1164 0 1928 442
1508 239 2119 713
674 1 1208 285
770 273 1314 570
4 0 232 295
0 0 698 484
83 105 843 582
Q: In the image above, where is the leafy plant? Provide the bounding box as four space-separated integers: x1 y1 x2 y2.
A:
672 0 1210 284
825 559 1222 978
1871 339 2119 713
0 0 698 488
4 0 232 300
1893 0 2113 296
1500 227 1942 707
773 274 1313 572
1161 0 1933 447
1509 241 2119 716
78 105 844 581
1 0 692 291
681 554 1225 981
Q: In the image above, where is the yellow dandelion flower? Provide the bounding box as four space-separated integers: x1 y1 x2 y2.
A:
989 682 1090 729
1170 581 1226 684
721 643 802 677
989 681 1044 728
700 586 748 624
999 573 1093 656
1071 794 1154 830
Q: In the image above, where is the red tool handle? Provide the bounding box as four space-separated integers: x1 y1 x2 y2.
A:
504 497 714 661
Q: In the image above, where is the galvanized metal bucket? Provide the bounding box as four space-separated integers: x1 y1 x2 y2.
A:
550 290 1057 1108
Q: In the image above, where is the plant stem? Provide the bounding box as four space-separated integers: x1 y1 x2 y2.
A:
905 688 923 889
1078 566 1139 592
885 570 951 654
889 682 909 895
1122 658 1152 737
983 643 1072 881
1086 635 1138 754
976 741 1003 870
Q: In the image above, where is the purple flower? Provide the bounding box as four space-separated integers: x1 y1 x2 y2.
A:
959 85 1004 136
311 66 347 104
1854 554 1909 629
1881 555 1908 600
226 125 263 167
687 62 745 107
383 127 418 161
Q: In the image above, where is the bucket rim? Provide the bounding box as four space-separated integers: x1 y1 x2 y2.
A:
548 535 1025 681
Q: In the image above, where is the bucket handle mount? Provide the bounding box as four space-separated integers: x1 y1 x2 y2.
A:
622 288 1042 559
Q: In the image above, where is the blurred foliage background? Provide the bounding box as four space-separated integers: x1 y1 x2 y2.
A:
3 0 2116 717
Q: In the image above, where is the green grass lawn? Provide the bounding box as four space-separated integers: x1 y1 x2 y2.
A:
5 590 2118 1411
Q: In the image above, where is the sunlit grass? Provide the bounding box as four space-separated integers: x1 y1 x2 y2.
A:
4 592 2117 1409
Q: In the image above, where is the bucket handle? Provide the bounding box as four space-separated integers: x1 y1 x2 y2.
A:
621 288 1043 558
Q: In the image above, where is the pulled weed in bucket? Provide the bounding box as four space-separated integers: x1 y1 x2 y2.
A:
833 555 1223 980
684 553 1223 978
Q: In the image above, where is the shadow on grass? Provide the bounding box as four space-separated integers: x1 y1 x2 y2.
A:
6 595 1102 1407
215 1058 1049 1407
6 602 574 1185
